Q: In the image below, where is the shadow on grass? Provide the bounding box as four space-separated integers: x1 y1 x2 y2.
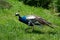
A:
25 30 56 35
48 31 57 35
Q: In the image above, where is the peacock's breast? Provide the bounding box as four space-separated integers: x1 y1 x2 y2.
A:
19 16 28 24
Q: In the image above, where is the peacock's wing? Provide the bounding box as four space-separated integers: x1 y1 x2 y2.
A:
26 15 36 20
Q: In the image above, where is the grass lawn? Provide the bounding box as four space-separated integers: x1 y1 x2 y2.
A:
0 0 60 40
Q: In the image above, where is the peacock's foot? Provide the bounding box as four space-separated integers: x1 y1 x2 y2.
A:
25 28 34 32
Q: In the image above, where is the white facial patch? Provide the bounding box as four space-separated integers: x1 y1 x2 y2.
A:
16 13 19 15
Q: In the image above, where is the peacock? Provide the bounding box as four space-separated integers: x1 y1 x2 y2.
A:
15 12 54 31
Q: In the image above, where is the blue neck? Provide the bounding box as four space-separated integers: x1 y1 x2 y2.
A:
19 16 28 24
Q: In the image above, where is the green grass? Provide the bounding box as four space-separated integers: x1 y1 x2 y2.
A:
0 0 60 40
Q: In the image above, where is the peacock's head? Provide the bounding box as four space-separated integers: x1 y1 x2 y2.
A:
15 13 20 16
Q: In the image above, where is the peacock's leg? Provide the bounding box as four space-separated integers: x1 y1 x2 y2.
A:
25 26 34 32
31 26 34 32
25 20 32 32
25 27 32 32
25 20 34 32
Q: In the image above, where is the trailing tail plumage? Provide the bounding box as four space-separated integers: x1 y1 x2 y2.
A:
35 16 54 28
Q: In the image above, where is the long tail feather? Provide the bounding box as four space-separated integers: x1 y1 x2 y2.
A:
47 23 58 29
